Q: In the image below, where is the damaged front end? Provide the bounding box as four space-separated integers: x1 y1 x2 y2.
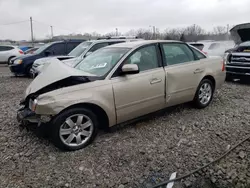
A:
17 60 97 127
17 96 52 127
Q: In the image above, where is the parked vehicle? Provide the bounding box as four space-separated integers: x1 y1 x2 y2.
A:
30 38 143 77
19 46 33 52
0 45 24 64
189 40 235 57
225 23 250 80
17 40 225 151
24 47 39 55
9 39 84 76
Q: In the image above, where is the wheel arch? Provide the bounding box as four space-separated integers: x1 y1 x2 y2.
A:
57 102 110 131
202 75 216 90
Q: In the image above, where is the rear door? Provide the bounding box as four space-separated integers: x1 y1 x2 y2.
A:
161 43 204 106
111 44 166 124
0 46 14 62
0 46 6 62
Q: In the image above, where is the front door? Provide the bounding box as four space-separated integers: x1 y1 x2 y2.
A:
111 45 166 124
161 43 205 106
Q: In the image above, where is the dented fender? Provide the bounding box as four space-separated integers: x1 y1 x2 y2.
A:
34 80 117 127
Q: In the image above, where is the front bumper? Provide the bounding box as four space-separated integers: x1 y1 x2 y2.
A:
17 107 40 123
9 64 25 74
17 106 51 125
226 66 250 76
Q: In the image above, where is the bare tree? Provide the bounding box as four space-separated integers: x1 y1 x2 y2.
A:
136 28 152 40
213 26 226 35
163 28 184 40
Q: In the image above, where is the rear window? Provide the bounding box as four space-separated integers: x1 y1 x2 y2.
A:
189 43 204 51
191 47 207 59
208 43 221 50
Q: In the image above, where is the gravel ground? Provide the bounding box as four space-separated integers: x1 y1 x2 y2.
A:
0 65 249 188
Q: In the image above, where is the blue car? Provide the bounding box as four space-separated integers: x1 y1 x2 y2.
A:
9 40 84 76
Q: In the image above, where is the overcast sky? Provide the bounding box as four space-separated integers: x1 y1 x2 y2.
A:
0 0 249 40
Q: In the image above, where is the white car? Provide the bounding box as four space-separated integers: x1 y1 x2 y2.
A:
30 38 143 77
0 45 24 64
188 40 235 57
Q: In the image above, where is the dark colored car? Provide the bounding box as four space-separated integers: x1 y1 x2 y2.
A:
225 23 250 80
9 40 84 76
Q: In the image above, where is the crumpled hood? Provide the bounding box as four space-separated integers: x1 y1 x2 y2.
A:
25 59 94 96
34 55 75 65
230 23 250 44
62 57 82 67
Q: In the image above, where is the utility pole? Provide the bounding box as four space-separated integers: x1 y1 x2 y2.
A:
50 25 54 40
227 24 230 40
30 17 34 47
153 26 156 40
115 28 118 36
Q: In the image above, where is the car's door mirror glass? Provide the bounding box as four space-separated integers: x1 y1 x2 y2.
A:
121 64 139 74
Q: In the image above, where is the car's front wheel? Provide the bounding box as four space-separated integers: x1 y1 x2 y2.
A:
193 79 214 109
51 108 98 151
8 56 15 65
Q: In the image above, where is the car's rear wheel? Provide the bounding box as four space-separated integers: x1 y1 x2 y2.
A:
193 79 214 109
51 108 98 151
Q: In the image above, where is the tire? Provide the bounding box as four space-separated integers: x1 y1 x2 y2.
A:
25 65 32 77
193 79 214 109
8 56 15 65
225 74 233 82
51 107 98 151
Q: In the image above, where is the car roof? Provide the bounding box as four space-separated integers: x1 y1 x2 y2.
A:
87 39 142 44
106 40 182 49
0 44 16 47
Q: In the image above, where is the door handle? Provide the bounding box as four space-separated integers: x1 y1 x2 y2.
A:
194 68 204 74
150 78 162 84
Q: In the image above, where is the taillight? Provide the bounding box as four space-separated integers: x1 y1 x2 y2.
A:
222 60 225 71
19 50 24 54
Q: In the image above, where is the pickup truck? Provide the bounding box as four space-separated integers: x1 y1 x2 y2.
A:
225 23 250 80
17 40 225 151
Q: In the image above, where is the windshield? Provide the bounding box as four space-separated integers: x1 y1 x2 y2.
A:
68 41 92 56
75 47 130 77
34 43 53 54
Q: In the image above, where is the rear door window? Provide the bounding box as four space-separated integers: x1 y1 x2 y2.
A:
191 47 207 59
48 43 66 55
0 46 14 51
162 43 195 66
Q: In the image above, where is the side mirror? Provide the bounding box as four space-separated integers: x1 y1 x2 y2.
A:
121 64 139 74
44 51 52 56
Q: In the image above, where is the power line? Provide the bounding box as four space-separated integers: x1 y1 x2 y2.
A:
0 20 29 26
33 19 79 33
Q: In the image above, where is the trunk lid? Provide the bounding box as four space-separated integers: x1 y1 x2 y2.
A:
230 23 250 44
